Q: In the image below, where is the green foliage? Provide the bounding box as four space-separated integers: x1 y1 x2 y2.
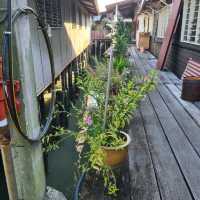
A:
42 126 73 153
113 56 130 74
113 20 130 57
41 103 71 153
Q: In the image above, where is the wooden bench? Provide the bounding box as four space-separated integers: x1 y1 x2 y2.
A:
181 58 200 101
182 58 200 79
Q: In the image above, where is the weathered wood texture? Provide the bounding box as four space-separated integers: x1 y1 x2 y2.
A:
128 47 200 200
27 0 92 95
8 1 46 200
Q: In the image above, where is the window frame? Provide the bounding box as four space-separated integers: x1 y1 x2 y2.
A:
35 0 63 28
72 1 77 29
156 5 171 39
181 0 200 45
78 8 82 29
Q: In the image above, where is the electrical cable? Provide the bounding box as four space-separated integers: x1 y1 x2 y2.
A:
2 6 56 142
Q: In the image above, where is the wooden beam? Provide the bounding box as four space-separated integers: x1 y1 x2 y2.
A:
156 0 182 70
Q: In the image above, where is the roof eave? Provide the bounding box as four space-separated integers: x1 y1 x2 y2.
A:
79 0 99 15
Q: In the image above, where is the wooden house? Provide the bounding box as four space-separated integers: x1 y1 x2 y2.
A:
0 0 98 199
105 0 137 21
135 0 200 78
11 0 98 95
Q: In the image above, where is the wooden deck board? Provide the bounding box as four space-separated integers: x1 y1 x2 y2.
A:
166 84 200 127
142 50 200 110
128 111 161 200
135 49 200 127
149 90 200 200
128 47 200 200
157 85 200 154
140 97 193 200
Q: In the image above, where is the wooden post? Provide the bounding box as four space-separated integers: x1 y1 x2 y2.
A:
94 40 97 58
99 40 101 58
103 48 113 129
1 144 18 200
68 63 73 98
61 70 67 91
83 50 87 69
7 0 46 199
156 0 182 70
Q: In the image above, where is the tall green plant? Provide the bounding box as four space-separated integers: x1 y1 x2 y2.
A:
113 56 130 74
113 20 130 57
74 68 158 195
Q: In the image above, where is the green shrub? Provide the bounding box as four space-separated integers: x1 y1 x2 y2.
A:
113 56 130 74
112 20 130 57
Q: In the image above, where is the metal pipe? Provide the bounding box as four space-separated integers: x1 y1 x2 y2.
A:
103 48 113 129
73 173 86 200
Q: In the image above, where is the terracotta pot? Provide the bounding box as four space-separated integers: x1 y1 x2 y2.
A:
181 76 200 101
101 131 131 167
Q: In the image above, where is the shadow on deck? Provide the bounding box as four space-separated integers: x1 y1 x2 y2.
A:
129 47 200 200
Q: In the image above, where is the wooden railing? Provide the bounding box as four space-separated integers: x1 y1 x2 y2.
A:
91 31 112 58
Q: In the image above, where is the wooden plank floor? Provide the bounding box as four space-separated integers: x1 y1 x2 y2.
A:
128 47 200 200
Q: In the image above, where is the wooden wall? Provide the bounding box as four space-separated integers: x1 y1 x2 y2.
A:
18 0 92 95
149 38 162 57
149 9 200 78
166 15 200 78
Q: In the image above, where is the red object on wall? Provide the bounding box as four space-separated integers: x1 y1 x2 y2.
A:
6 80 21 112
0 57 7 123
0 82 7 122
156 0 182 70
0 56 21 126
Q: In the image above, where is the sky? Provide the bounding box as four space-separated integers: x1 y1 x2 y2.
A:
97 0 125 12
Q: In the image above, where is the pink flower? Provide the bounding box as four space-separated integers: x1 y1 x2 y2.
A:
84 115 93 126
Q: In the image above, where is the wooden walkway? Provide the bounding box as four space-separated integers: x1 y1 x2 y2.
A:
128 47 200 200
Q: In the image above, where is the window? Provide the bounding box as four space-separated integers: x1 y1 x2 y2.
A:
72 2 76 28
35 0 62 27
87 16 91 27
181 0 200 45
84 14 87 28
78 8 82 28
157 5 171 38
149 14 154 35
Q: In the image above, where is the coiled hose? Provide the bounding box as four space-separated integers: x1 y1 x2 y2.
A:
2 6 56 142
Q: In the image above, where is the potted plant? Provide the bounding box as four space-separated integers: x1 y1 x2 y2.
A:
75 68 157 195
